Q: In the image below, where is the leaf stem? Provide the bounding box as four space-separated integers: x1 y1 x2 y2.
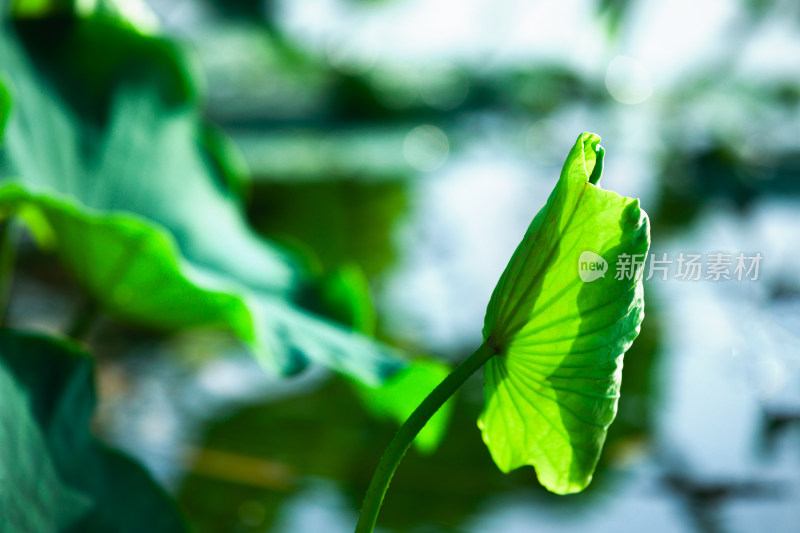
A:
0 218 18 325
66 298 100 342
355 341 497 533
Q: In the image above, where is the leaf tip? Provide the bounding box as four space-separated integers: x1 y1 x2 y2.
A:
568 132 605 186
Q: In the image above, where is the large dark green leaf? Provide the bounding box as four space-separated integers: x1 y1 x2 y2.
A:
480 133 650 494
0 14 402 383
0 329 187 532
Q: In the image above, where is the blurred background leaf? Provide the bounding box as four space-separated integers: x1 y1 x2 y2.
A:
0 12 405 383
0 330 187 532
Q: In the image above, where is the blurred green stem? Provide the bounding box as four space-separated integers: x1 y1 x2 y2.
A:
0 218 19 325
355 341 497 533
66 298 100 342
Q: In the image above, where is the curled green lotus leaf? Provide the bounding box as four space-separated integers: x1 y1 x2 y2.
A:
479 132 650 494
0 14 403 384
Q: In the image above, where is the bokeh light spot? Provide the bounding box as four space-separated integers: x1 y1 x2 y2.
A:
403 125 450 172
605 55 653 105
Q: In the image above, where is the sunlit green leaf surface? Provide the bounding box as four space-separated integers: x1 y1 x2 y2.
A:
0 330 187 532
479 132 650 494
0 183 259 339
0 15 402 383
